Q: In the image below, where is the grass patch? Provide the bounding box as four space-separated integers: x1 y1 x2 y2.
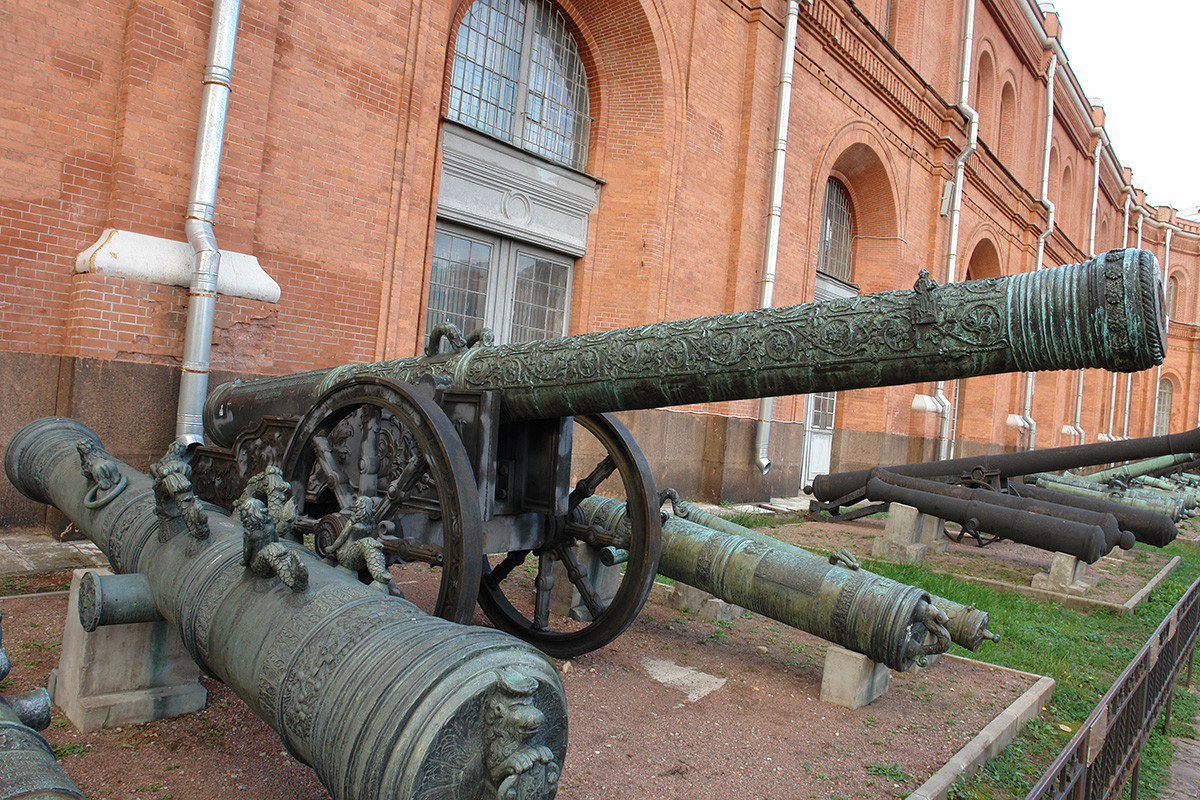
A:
0 570 73 597
857 540 1200 799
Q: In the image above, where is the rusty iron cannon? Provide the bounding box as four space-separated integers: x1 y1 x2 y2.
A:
6 417 567 800
187 248 1164 657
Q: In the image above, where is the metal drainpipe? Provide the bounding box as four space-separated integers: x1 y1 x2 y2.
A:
1107 191 1131 439
1020 49 1058 449
1066 138 1104 446
1122 210 1144 439
1153 227 1173 434
934 0 979 461
754 0 800 475
175 0 242 448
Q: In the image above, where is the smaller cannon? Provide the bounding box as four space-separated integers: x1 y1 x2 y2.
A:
192 249 1165 656
0 613 85 800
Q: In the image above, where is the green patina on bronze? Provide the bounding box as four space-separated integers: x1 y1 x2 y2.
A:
0 613 85 800
204 248 1166 449
658 494 998 653
4 417 568 800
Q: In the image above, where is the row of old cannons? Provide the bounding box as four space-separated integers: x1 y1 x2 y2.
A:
2 249 1175 799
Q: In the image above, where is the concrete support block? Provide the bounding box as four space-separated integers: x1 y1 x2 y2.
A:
49 569 206 733
920 513 949 554
549 543 622 621
1031 552 1092 596
872 503 939 563
819 645 890 709
666 582 745 622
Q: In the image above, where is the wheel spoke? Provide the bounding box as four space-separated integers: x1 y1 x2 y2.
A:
558 544 606 619
358 407 381 496
311 435 354 509
532 553 556 631
485 549 530 588
375 453 431 520
568 454 617 511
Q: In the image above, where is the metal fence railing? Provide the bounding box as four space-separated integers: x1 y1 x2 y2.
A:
1026 574 1200 800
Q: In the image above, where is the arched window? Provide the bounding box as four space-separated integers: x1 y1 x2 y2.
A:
431 0 600 349
1155 378 1174 435
447 0 590 169
975 52 995 138
998 83 1016 163
1167 275 1178 318
815 178 854 282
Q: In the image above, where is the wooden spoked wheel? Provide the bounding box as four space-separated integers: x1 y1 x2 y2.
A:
478 413 662 658
281 377 483 624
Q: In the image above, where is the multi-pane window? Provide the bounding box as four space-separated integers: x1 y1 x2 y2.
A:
815 178 854 282
1167 276 1178 318
448 0 590 169
425 224 572 348
809 391 836 429
1155 378 1174 435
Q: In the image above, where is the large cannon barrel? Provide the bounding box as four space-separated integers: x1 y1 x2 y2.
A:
578 495 956 671
205 248 1165 448
5 418 567 800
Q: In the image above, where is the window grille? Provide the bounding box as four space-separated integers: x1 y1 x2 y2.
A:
1155 378 1174 436
816 179 853 282
425 225 572 349
426 229 494 339
448 0 590 170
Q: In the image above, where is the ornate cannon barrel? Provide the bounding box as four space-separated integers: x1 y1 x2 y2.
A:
579 495 952 671
5 417 567 800
205 248 1165 448
657 493 997 652
0 614 85 800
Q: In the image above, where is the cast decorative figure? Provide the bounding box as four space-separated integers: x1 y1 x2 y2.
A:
77 438 127 509
237 496 309 592
150 441 209 540
484 668 560 800
326 495 391 589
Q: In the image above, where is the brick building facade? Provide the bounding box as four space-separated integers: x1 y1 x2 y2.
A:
3 0 1198 531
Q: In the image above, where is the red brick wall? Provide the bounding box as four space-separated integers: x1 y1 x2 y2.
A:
2 0 1198 502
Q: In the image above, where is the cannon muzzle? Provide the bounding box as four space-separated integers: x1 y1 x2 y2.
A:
205 248 1165 448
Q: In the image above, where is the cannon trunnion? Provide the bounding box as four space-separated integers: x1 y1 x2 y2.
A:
190 249 1166 657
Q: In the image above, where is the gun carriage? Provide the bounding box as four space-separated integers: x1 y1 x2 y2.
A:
187 248 1165 656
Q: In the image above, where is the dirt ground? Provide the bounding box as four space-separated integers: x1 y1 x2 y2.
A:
2 573 1031 800
3 514 1168 800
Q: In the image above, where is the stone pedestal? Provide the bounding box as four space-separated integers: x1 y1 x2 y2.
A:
872 503 947 563
1031 552 1092 596
48 569 206 733
549 543 622 621
666 582 745 622
819 645 890 709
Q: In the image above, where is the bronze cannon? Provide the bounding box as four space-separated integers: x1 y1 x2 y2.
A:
189 248 1165 657
5 417 567 800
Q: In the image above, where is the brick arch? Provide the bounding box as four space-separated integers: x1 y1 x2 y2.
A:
998 80 1017 164
974 46 996 140
809 124 901 293
964 236 1002 280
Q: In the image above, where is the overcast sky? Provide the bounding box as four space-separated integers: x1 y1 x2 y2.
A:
1044 0 1198 215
